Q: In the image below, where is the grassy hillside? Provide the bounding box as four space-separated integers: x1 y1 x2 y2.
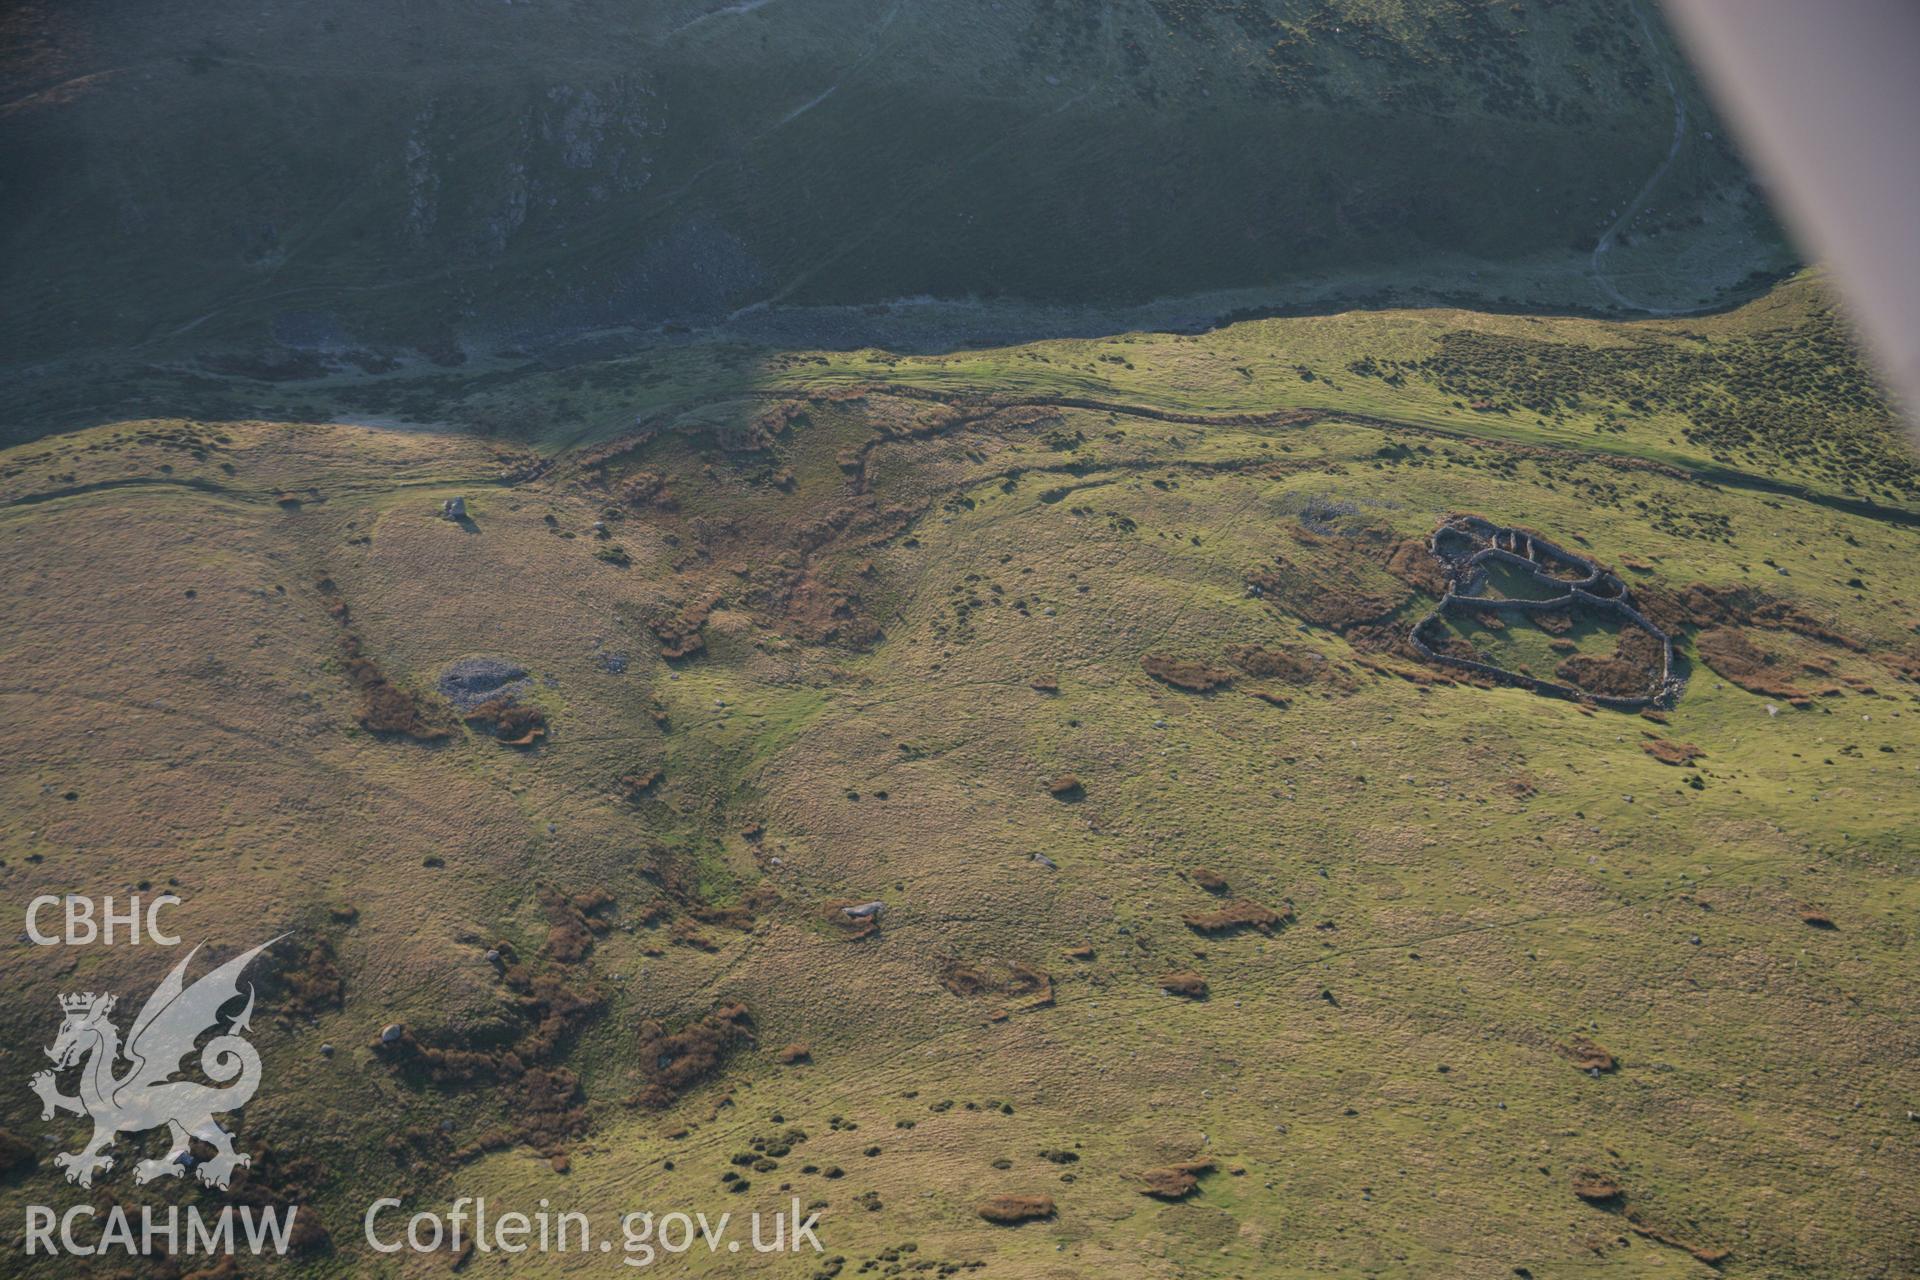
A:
1 275 1914 1277
15 271 1905 507
1 0 1789 369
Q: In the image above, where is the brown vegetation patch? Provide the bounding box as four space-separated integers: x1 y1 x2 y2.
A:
1695 627 1817 699
1158 971 1208 999
505 971 603 1063
749 399 814 444
1141 654 1234 692
1249 552 1408 631
1341 621 1425 667
386 969 603 1091
1556 628 1667 700
377 958 605 1157
266 935 346 1016
632 1003 754 1110
1558 1036 1617 1073
318 582 451 741
618 470 677 511
1223 642 1328 685
578 402 918 657
1641 739 1705 766
977 1195 1056 1225
652 594 718 661
1003 963 1047 995
1353 654 1445 687
1553 654 1638 696
939 960 1054 1011
1190 868 1229 893
1140 1159 1215 1200
1571 1171 1624 1205
1641 576 1908 688
1182 899 1291 936
1640 582 1860 651
941 963 990 997
774 568 886 649
1383 537 1452 596
544 889 616 964
621 768 663 800
669 918 719 952
464 697 547 747
506 1067 591 1156
735 498 912 649
691 901 758 931
1627 1216 1731 1267
1422 627 1486 665
1006 964 1054 1010
353 667 452 739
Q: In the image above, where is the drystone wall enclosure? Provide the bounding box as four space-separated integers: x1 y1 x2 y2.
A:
1410 515 1684 710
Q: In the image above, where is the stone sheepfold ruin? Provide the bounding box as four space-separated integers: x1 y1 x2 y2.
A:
1409 515 1684 710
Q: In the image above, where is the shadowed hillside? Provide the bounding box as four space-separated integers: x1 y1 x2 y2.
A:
3 0 1788 369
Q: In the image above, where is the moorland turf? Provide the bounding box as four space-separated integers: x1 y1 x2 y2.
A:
1 272 1916 1277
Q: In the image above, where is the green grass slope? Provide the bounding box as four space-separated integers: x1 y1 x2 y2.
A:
0 276 1914 1277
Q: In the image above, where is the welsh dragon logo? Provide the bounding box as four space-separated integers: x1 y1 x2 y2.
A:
29 936 281 1189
